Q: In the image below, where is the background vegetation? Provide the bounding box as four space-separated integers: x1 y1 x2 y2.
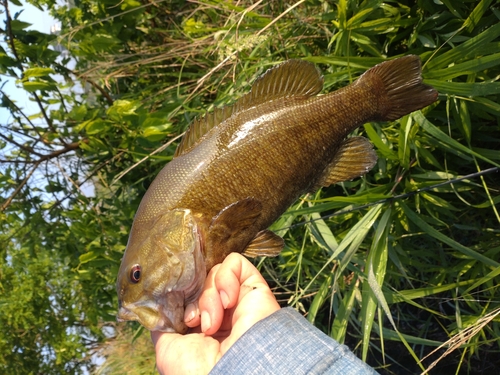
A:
1 0 499 373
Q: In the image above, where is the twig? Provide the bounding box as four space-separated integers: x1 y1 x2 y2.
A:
0 89 43 139
2 0 20 62
48 151 125 213
192 0 306 94
1 161 40 212
0 141 81 212
0 132 43 157
255 0 307 37
419 307 500 374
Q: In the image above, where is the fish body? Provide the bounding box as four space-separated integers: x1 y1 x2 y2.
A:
117 56 438 333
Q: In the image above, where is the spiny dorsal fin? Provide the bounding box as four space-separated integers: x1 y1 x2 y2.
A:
174 60 324 157
312 136 377 191
174 105 233 157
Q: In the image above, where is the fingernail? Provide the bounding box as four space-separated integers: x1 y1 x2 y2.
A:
220 290 230 309
201 310 211 333
184 303 198 323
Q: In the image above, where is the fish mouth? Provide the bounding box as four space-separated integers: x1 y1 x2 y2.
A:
117 296 187 333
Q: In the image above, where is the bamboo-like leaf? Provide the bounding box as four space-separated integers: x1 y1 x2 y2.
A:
305 56 384 70
401 202 498 268
413 112 500 167
291 204 383 306
425 22 500 70
425 80 500 97
347 0 379 28
307 271 333 324
384 280 476 304
398 115 412 169
373 324 443 346
308 212 339 252
360 208 391 361
331 277 359 344
463 0 494 32
364 123 398 160
425 53 500 80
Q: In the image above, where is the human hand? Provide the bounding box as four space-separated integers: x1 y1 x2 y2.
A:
151 253 280 375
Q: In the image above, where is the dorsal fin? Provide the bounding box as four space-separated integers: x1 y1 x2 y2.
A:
174 59 324 157
232 59 324 112
174 106 233 157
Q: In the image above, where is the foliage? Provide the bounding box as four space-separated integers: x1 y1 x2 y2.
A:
0 0 499 373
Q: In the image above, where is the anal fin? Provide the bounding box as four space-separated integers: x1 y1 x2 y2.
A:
243 230 284 257
313 136 377 190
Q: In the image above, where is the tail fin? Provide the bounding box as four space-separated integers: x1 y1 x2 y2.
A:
359 55 438 121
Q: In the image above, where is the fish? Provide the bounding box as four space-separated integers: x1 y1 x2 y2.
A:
116 55 438 333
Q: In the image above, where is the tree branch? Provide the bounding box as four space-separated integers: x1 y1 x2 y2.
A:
57 63 114 106
1 161 40 212
0 132 43 157
0 141 83 212
2 0 20 63
0 89 42 139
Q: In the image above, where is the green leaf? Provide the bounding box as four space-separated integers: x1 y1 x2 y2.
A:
22 81 57 92
79 251 98 264
364 123 398 160
0 53 18 67
385 280 475 304
107 100 141 121
141 117 171 141
10 20 32 30
24 67 55 78
361 208 391 361
307 271 333 324
331 275 358 343
85 119 109 135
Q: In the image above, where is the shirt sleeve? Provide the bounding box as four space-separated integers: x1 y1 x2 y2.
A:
209 307 378 375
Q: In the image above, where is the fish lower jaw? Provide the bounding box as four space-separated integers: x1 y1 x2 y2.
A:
118 297 189 333
117 303 177 332
117 306 139 323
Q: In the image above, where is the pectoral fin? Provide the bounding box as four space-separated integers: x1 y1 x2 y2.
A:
313 136 377 190
243 230 284 257
205 198 263 268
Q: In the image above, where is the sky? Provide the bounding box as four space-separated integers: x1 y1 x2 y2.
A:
1 1 58 119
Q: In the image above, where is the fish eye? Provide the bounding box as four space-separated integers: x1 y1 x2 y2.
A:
130 264 141 283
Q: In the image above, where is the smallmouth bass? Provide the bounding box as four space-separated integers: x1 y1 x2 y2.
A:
116 55 438 333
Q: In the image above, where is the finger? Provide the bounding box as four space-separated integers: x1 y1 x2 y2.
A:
214 253 269 309
198 264 224 335
184 300 200 328
151 331 220 375
151 331 181 375
151 330 162 347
